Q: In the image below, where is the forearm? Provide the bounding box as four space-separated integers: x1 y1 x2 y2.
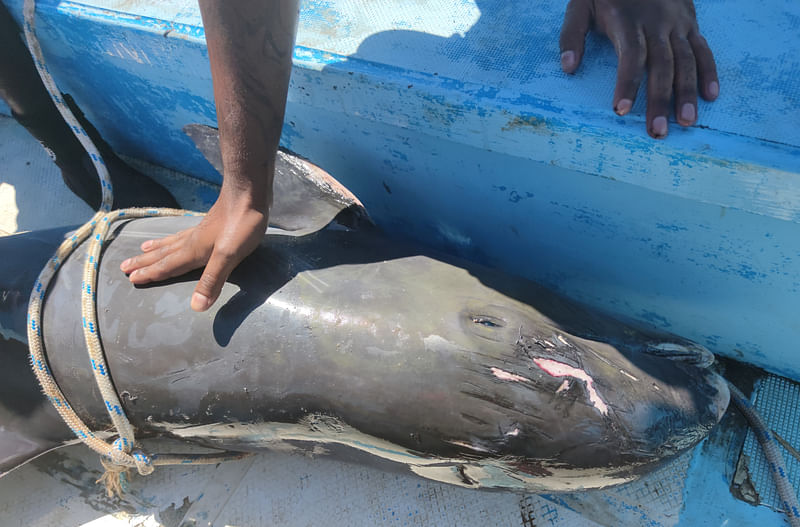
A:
198 0 300 210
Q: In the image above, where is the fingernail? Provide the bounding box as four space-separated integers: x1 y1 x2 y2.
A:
615 98 632 116
652 116 668 138
141 240 153 251
191 292 212 312
680 103 696 123
561 50 575 72
120 258 131 271
708 81 719 99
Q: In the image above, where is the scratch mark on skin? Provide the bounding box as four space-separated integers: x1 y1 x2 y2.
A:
533 358 609 416
268 296 376 332
556 380 570 393
506 428 520 437
490 367 528 382
297 272 324 294
447 440 493 453
556 335 570 346
300 270 330 291
620 369 639 381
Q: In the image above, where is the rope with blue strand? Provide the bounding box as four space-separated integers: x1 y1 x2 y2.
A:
728 383 800 526
22 0 248 497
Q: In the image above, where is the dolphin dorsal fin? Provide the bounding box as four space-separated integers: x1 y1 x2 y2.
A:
183 124 372 235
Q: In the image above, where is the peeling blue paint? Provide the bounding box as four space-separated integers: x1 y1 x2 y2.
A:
656 223 689 233
639 311 673 329
56 2 206 40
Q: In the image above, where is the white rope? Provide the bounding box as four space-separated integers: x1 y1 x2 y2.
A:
21 0 113 212
22 0 248 495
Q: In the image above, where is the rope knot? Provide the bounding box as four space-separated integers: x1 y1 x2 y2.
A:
97 442 154 496
111 436 131 454
104 438 133 467
131 449 155 476
97 457 130 498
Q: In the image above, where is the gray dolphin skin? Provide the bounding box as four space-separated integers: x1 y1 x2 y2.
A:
0 133 729 493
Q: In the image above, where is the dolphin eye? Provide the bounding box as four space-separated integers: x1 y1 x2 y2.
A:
471 315 505 328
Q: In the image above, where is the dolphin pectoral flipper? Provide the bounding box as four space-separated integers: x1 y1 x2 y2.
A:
183 124 372 235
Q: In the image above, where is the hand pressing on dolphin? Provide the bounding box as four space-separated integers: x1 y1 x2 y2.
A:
120 190 269 311
559 0 719 139
120 0 300 311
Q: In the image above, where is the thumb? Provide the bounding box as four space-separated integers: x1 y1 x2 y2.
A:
191 246 240 312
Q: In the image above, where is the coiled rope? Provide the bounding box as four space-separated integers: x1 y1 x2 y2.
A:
22 0 248 497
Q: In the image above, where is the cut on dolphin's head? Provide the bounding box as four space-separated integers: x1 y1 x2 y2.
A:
0 146 729 493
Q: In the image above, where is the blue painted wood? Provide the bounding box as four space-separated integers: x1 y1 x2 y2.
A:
680 431 788 526
3 0 799 383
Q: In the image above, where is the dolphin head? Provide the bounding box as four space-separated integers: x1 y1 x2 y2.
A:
272 232 729 488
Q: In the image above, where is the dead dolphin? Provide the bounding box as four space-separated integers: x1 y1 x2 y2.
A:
0 132 729 493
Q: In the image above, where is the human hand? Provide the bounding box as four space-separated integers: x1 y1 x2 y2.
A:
120 190 269 312
559 0 719 139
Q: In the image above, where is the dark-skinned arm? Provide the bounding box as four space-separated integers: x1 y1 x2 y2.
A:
559 0 719 139
120 0 300 311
